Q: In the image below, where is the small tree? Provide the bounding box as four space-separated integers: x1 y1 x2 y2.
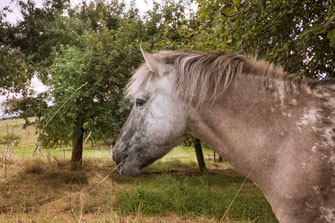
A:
37 1 143 169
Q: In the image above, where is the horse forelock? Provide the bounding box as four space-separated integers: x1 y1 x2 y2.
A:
125 50 331 104
125 63 154 100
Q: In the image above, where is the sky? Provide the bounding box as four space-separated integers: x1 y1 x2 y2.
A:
0 0 157 117
0 0 153 24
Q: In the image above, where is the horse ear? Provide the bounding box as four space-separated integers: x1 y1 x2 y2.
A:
140 46 167 75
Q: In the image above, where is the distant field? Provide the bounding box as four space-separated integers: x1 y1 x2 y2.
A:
0 117 38 148
0 118 277 222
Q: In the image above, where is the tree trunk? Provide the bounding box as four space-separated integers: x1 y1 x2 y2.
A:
194 138 207 172
71 116 84 170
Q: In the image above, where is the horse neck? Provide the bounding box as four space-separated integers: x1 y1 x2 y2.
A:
187 73 315 181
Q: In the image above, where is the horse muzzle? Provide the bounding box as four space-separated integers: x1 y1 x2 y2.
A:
113 144 142 177
119 160 142 177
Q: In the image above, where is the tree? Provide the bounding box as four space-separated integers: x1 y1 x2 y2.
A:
145 0 198 50
3 93 48 128
0 9 34 94
38 0 201 168
8 0 71 64
192 0 334 78
0 46 34 94
36 1 144 169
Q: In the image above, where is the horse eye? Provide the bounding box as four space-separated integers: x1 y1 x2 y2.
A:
135 98 146 107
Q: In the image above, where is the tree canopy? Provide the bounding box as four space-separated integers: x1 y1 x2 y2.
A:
190 0 334 78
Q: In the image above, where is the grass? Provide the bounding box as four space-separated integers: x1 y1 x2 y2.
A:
116 172 275 222
0 118 278 222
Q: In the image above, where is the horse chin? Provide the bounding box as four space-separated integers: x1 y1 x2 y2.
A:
120 161 142 177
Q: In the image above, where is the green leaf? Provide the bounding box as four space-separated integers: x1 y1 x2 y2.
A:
209 10 221 19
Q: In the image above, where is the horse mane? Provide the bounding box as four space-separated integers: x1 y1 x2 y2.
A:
126 50 328 105
169 51 245 105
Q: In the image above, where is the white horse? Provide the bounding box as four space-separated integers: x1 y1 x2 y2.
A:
113 48 335 223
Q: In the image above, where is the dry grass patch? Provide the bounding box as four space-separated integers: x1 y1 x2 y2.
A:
0 157 120 220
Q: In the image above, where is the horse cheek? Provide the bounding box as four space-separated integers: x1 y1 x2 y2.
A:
146 104 184 144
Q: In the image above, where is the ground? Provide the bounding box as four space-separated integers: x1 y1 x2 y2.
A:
0 118 277 222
